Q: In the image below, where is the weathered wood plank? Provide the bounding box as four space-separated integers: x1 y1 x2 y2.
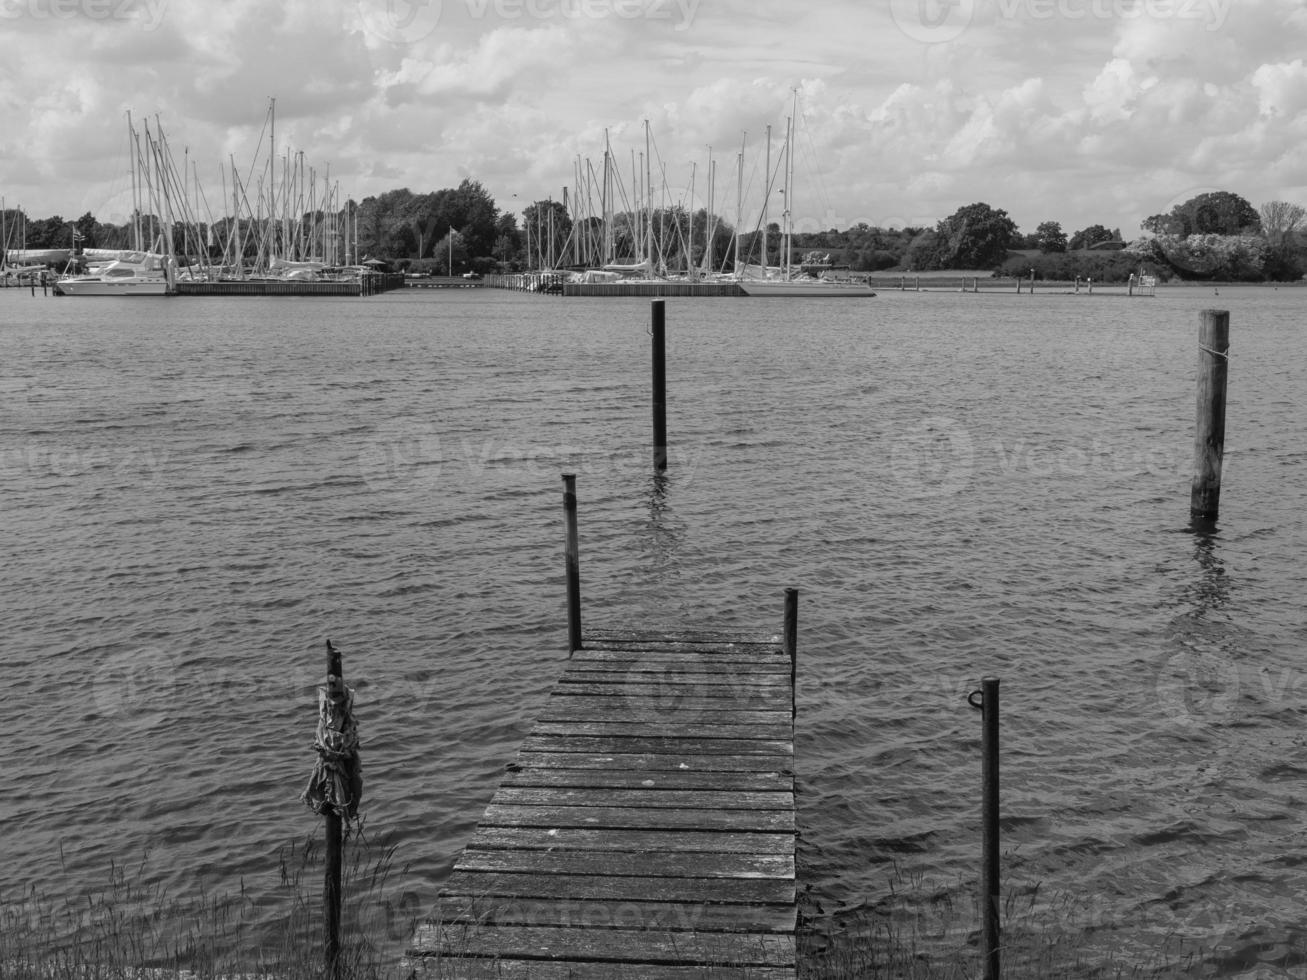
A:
538 701 790 725
547 683 789 705
489 787 792 810
408 953 796 980
566 654 791 672
454 848 792 880
410 923 795 967
530 721 793 740
467 827 795 855
437 870 795 906
520 735 792 756
554 674 778 689
478 804 794 833
499 767 791 791
583 628 780 646
424 896 794 932
510 751 792 773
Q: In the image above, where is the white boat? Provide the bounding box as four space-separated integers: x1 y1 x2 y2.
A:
54 251 173 296
738 276 876 297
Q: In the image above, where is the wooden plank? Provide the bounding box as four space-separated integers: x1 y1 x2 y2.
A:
467 827 795 855
510 751 792 773
424 896 794 932
539 682 788 702
408 953 796 980
558 670 788 687
567 652 791 670
537 701 789 725
521 735 792 756
478 804 794 833
499 767 791 791
454 849 792 880
529 721 793 740
437 870 795 906
489 787 792 810
410 923 795 967
583 628 779 646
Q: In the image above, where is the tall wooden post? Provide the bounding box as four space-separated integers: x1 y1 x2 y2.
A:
783 589 798 721
1191 310 1230 521
651 300 667 471
563 474 582 653
324 640 344 977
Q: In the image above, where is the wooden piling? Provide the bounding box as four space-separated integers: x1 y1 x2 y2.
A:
324 640 345 977
1191 310 1230 521
563 474 583 653
652 300 667 471
783 589 798 721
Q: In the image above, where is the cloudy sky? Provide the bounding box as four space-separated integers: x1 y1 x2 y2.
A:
1 0 1304 239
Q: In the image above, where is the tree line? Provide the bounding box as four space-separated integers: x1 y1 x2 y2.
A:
5 185 1304 282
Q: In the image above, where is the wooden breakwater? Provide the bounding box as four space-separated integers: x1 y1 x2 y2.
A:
174 273 406 297
481 273 745 297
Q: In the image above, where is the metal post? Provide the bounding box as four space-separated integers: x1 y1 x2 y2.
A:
562 474 582 653
969 677 1001 980
652 300 667 471
1191 310 1230 521
783 589 798 721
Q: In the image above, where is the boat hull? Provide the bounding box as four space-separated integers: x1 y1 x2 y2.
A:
54 278 170 296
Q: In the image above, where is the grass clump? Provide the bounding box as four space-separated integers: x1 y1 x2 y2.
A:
0 826 417 980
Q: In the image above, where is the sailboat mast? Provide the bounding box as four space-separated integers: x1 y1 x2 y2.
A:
762 124 772 275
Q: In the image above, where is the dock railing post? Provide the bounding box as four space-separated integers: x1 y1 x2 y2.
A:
562 474 583 654
969 677 1001 980
783 589 798 721
1191 310 1230 522
651 300 667 471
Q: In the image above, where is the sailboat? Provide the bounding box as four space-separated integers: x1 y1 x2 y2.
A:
738 94 875 298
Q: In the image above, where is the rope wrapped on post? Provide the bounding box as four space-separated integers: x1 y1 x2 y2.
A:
301 668 363 824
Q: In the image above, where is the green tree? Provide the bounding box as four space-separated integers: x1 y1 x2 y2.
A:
1143 191 1260 237
1035 220 1067 253
1068 224 1115 250
929 202 1017 269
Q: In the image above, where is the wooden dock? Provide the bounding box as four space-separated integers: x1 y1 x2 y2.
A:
407 624 798 979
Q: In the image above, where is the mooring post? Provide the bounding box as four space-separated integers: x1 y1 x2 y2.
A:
969 676 1001 980
783 589 798 721
1191 310 1231 521
562 474 583 653
651 300 667 471
324 640 344 978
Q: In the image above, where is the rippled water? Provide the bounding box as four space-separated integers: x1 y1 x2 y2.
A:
3 285 1305 975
